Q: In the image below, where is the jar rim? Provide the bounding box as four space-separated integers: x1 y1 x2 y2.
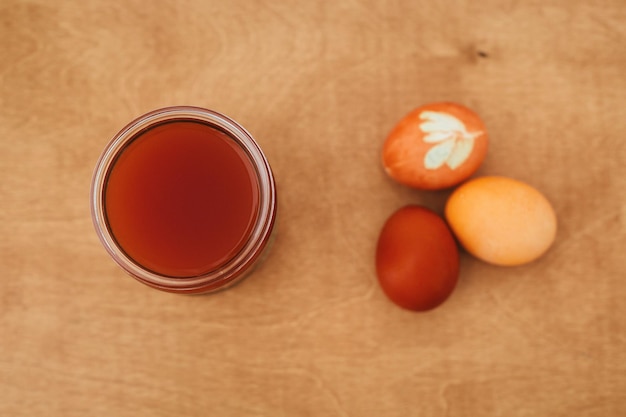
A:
90 106 277 293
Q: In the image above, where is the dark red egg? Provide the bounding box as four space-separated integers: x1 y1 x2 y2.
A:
376 205 460 311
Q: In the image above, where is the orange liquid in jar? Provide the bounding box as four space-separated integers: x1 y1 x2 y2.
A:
104 120 260 278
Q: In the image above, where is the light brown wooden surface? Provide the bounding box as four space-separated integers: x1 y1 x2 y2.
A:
1 0 625 416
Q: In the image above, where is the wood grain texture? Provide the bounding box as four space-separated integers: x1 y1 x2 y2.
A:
1 0 625 416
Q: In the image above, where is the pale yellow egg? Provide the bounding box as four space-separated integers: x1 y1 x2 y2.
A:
445 176 557 266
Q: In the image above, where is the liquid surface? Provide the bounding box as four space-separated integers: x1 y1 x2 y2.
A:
104 120 259 277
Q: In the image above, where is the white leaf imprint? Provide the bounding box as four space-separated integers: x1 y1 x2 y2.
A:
419 110 482 170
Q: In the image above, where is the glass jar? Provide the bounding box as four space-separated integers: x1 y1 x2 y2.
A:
91 106 277 293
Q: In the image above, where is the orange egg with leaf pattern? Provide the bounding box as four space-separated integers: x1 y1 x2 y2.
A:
382 102 488 190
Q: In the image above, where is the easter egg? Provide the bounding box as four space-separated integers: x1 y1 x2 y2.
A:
376 205 460 311
445 176 557 266
382 102 488 190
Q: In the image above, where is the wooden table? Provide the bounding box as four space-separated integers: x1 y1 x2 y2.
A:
1 0 625 415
